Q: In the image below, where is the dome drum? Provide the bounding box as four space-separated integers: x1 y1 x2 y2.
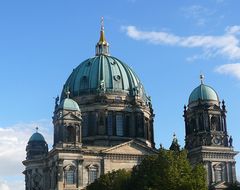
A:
80 107 154 147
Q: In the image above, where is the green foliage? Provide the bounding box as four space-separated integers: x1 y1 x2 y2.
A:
86 169 131 190
87 149 207 190
130 149 207 190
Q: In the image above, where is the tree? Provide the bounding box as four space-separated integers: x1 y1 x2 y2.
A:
130 149 207 190
87 149 207 190
86 169 131 190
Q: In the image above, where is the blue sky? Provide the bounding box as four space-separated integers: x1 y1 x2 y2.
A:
0 0 240 189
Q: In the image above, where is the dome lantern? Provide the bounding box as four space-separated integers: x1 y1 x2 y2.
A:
95 17 109 56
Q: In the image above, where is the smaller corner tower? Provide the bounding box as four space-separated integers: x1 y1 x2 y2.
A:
52 91 82 148
183 75 238 189
23 128 48 190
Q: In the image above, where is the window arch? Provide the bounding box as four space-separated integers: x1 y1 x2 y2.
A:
214 163 225 183
82 113 89 137
211 116 220 131
107 112 113 135
66 126 75 142
116 113 124 136
87 165 98 184
64 165 76 185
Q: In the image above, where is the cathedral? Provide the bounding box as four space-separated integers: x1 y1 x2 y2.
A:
22 20 238 190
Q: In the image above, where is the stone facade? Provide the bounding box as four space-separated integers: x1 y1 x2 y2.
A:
23 140 156 190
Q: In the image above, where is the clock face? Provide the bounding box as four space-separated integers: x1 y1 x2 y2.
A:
213 137 221 145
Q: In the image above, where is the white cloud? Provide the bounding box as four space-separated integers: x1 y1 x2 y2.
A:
0 179 24 190
0 120 52 190
181 5 211 26
215 63 240 79
123 25 240 60
0 182 10 190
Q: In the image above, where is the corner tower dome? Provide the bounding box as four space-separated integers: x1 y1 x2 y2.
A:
26 127 48 160
188 75 219 104
28 131 46 142
58 91 80 111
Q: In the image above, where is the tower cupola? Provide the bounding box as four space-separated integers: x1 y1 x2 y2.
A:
53 93 82 148
26 127 48 160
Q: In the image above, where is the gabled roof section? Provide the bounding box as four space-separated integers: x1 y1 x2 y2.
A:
59 111 81 121
212 181 229 189
102 140 157 155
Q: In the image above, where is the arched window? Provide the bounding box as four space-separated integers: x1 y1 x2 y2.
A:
199 114 204 131
67 126 75 142
214 164 225 183
211 116 219 131
190 119 196 133
107 112 113 135
136 113 144 137
89 112 97 136
88 165 98 184
82 113 88 137
98 113 106 135
116 113 124 136
64 165 76 185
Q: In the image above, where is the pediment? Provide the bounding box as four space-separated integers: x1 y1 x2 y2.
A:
102 140 157 155
60 112 81 121
213 181 228 189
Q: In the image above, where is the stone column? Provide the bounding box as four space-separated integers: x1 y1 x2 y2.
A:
77 160 83 187
57 159 64 190
232 162 237 182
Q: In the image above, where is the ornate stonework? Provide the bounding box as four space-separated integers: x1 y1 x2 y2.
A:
184 81 238 189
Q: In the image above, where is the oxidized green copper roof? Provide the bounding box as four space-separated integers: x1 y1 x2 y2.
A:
58 98 80 111
29 132 45 142
189 84 219 104
61 54 146 100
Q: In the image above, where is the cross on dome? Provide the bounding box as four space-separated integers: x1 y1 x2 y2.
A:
200 74 204 84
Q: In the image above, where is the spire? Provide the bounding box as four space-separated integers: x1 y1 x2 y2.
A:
200 74 204 84
99 17 106 43
66 90 70 99
169 133 180 152
96 17 109 56
35 126 39 133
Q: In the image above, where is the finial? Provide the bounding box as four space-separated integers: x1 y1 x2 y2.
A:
101 16 104 31
96 17 109 56
200 74 204 84
36 126 39 133
66 90 70 98
173 133 177 141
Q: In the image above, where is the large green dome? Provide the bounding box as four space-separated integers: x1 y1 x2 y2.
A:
189 84 219 104
61 54 146 100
